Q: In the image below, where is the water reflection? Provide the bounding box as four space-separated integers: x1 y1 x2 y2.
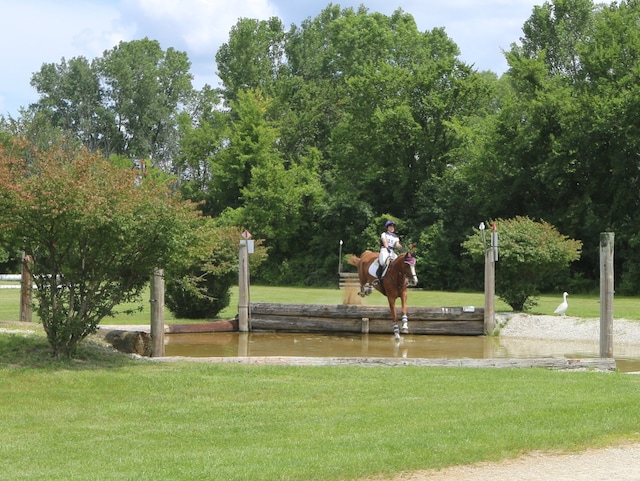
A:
165 332 640 372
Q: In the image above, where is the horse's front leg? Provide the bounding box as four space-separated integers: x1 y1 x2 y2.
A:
388 298 401 340
400 289 409 333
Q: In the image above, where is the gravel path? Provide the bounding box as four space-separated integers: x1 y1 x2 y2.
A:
369 442 640 481
496 312 640 344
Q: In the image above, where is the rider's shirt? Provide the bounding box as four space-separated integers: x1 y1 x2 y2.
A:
379 230 400 267
380 231 400 250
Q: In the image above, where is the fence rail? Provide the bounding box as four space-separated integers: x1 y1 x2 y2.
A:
0 274 21 281
0 274 21 289
338 272 359 289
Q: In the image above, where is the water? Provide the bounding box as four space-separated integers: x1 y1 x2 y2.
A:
164 332 640 372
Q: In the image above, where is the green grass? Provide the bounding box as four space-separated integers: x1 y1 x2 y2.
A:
1 332 640 481
2 283 640 324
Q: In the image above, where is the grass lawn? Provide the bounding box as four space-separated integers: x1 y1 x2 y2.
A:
2 282 640 325
2 284 640 480
1 333 640 481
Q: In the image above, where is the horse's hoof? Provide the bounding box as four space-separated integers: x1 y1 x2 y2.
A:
401 325 409 334
394 332 401 340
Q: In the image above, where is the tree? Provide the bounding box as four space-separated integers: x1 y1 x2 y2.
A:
216 17 286 103
29 38 194 169
462 217 582 311
97 38 194 168
0 140 211 357
492 0 640 292
165 225 268 319
29 56 111 153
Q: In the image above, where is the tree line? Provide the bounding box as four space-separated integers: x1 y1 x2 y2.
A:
3 0 640 295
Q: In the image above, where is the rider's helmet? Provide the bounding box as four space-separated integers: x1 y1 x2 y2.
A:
385 220 396 229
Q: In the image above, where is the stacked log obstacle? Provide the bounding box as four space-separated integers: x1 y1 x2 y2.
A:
338 272 360 290
249 303 484 336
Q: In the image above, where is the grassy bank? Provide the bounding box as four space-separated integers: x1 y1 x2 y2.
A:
1 332 640 481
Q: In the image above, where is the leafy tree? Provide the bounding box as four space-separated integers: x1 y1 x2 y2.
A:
492 0 640 292
175 87 229 215
29 38 194 169
207 90 278 215
0 140 211 358
165 226 267 319
96 38 194 168
216 17 286 103
462 216 582 311
29 56 110 153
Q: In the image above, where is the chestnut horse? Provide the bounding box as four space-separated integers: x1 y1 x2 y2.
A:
348 250 418 339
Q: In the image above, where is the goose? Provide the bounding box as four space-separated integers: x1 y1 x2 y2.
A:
554 292 569 316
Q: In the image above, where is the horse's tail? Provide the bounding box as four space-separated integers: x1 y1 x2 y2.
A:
347 254 360 266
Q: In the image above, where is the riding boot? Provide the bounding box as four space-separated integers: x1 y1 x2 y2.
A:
373 264 383 286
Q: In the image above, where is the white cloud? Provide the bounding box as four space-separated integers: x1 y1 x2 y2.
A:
131 0 276 54
0 0 130 115
0 0 541 116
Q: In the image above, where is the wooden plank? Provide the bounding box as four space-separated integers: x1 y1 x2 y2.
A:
338 272 360 289
250 316 363 333
153 356 617 371
250 315 483 335
167 319 238 334
250 303 484 321
248 303 484 336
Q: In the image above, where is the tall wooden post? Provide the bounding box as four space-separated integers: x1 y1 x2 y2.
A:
150 268 165 357
238 241 249 332
599 232 614 358
484 244 495 334
19 253 33 323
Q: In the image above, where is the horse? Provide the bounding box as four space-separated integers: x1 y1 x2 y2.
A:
348 250 418 339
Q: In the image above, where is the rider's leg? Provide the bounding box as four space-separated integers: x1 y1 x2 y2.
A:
374 250 388 286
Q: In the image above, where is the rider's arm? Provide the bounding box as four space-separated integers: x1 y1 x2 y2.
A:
380 234 388 249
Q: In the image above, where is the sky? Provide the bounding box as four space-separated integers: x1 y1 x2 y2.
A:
0 0 543 118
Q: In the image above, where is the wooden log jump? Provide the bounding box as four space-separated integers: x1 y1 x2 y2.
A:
249 303 484 336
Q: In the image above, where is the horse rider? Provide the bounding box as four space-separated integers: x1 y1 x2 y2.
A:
374 220 402 286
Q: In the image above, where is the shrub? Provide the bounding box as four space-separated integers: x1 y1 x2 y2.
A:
462 216 582 311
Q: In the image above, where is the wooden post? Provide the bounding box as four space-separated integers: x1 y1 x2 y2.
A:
150 268 165 357
19 253 33 323
238 241 249 332
600 232 614 358
484 245 495 334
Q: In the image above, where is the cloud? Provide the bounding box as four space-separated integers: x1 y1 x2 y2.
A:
0 0 130 114
0 0 540 116
128 0 276 55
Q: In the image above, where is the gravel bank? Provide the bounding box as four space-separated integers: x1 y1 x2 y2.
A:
496 313 640 344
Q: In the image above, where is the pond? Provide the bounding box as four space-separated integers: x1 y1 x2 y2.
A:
164 331 640 372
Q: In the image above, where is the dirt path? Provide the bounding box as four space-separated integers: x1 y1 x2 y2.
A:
366 442 640 481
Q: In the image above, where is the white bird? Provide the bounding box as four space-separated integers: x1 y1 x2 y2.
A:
554 292 569 316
